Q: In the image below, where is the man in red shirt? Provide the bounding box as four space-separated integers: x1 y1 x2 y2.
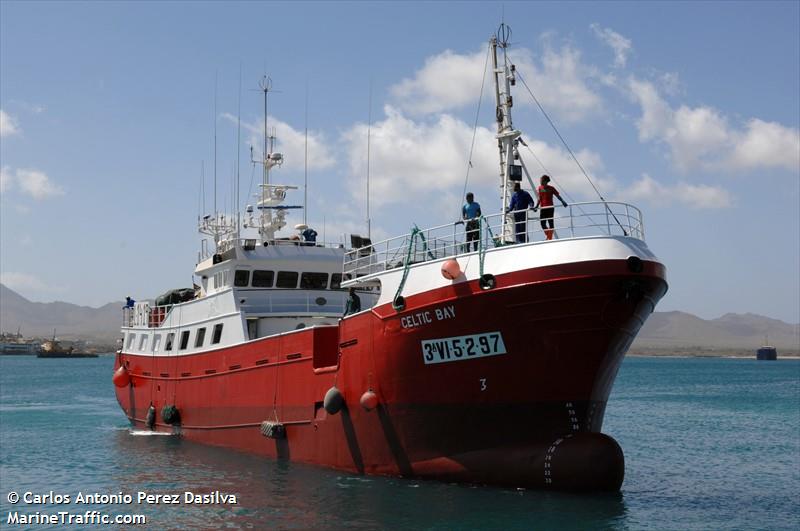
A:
533 175 568 240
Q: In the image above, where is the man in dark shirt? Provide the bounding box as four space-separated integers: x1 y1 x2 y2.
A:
301 227 318 244
344 288 361 316
507 183 535 243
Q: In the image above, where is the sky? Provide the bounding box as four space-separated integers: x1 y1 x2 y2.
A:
1 1 798 323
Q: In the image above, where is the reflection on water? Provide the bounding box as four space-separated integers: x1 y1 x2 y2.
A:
109 430 627 529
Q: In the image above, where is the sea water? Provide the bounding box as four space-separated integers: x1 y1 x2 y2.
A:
0 356 797 530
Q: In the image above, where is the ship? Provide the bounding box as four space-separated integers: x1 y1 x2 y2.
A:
38 330 99 358
0 329 41 355
112 26 668 491
756 343 778 360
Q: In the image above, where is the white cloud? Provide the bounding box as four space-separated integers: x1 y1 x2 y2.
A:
625 173 733 209
390 41 603 123
669 105 731 170
629 78 672 142
221 113 335 173
0 167 64 199
681 182 734 209
0 109 20 137
342 105 496 210
590 24 633 68
340 106 610 213
731 119 800 171
390 47 490 116
658 71 683 96
518 139 613 200
627 78 800 172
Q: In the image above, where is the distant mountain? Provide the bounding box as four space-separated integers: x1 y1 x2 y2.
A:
2 283 799 352
634 310 800 351
0 284 121 342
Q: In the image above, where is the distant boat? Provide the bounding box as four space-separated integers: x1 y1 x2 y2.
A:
756 345 778 360
37 330 98 359
0 328 41 355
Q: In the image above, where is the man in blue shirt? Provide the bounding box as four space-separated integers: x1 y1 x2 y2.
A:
461 192 482 251
507 183 535 243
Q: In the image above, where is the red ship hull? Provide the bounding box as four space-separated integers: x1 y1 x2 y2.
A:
114 258 666 490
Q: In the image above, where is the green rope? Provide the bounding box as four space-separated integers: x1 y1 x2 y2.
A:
478 215 504 279
393 225 430 309
478 217 486 278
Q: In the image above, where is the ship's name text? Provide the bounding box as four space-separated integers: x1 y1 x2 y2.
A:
400 305 455 329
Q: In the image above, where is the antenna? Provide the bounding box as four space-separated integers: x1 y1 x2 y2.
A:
304 82 309 225
201 160 205 215
366 79 373 240
237 63 242 237
213 70 218 217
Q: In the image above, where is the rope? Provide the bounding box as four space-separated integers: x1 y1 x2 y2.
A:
512 67 627 236
478 215 503 278
459 43 492 216
271 334 281 422
520 142 604 230
479 217 486 278
392 225 431 308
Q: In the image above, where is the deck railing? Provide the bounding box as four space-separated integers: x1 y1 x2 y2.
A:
199 238 345 262
343 201 644 278
122 304 171 328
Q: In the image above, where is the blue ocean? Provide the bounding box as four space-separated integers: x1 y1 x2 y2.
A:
1 355 798 530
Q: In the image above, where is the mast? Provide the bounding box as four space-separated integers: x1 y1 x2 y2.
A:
491 24 521 241
260 75 272 233
247 75 290 244
304 84 308 225
366 81 373 241
236 64 242 238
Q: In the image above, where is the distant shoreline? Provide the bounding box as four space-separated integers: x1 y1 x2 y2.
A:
628 347 799 359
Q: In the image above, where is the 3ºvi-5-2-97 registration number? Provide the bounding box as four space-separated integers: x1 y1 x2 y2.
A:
421 332 507 365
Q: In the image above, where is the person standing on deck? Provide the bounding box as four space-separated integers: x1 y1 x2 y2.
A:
507 183 535 243
533 175 568 240
461 192 482 251
344 288 361 316
301 227 318 244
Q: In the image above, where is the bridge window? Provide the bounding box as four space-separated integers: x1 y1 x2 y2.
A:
300 272 328 289
195 327 206 348
276 271 299 288
234 270 250 287
153 334 162 351
165 333 175 351
179 330 190 350
252 270 274 288
138 335 148 351
212 324 224 344
330 273 352 289
126 334 136 349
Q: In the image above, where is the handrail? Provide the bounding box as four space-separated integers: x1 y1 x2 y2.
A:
199 238 346 262
343 201 645 278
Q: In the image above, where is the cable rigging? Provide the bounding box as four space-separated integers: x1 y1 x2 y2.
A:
511 67 627 235
459 42 493 216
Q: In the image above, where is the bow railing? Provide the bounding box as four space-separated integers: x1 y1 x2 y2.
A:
343 201 644 278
